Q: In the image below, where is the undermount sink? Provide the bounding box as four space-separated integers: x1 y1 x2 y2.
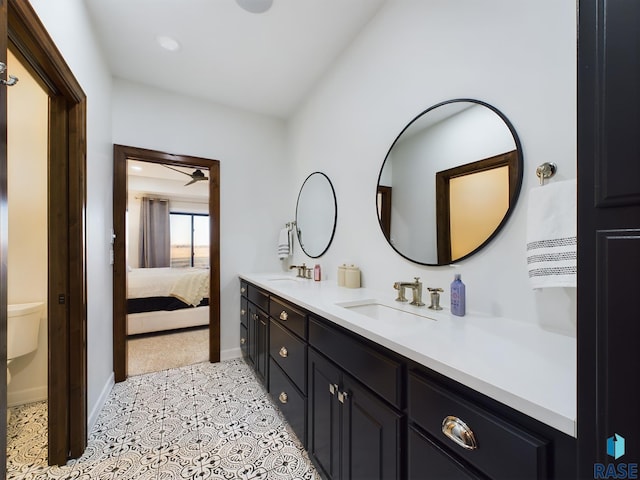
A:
265 276 307 283
336 299 436 323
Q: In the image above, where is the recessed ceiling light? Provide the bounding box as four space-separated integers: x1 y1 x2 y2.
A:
236 0 273 14
156 35 181 52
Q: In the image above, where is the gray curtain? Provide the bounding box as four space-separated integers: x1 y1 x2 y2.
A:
139 197 170 268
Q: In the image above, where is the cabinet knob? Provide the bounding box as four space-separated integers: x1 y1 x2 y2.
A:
241 287 246 293
441 416 478 451
338 391 349 404
240 337 246 345
279 311 288 321
279 347 288 358
329 383 338 395
278 392 288 404
241 309 246 316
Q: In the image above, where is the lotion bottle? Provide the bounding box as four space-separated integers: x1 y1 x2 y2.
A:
314 264 321 281
450 274 466 316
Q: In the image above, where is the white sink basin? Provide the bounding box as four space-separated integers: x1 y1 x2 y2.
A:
336 299 436 323
265 276 307 283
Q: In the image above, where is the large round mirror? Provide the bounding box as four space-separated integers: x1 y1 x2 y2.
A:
295 172 337 258
377 99 523 265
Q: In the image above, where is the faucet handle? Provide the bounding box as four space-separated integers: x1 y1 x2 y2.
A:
427 287 444 310
414 277 421 283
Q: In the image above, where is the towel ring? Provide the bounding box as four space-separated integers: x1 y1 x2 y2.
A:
536 162 557 185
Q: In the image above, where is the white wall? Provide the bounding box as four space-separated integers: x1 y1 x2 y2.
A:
112 79 290 358
30 0 115 427
6 51 48 406
287 0 577 335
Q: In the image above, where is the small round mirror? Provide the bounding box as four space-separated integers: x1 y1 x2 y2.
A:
295 172 337 258
377 99 523 265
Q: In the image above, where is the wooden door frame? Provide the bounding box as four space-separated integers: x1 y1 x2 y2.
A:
435 150 518 264
1 0 87 470
112 145 220 383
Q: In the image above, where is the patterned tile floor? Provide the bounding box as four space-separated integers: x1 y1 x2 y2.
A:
7 359 318 479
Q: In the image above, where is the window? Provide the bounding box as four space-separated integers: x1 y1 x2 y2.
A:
170 213 209 268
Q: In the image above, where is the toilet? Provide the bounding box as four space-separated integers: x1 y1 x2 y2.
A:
7 302 43 422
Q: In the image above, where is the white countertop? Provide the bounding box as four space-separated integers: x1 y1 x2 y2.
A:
240 272 577 438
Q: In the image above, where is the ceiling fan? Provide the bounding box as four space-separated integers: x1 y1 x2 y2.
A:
163 165 209 186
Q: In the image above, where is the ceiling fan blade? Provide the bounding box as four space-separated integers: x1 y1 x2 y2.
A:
163 164 192 178
184 178 198 186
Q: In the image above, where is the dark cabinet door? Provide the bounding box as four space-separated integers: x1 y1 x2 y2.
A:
342 373 403 480
255 307 269 384
247 304 257 367
308 349 342 480
308 348 403 480
578 0 640 471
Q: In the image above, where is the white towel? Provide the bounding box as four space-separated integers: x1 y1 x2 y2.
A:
526 179 577 289
278 228 291 259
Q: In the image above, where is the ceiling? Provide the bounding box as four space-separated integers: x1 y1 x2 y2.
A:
83 0 386 119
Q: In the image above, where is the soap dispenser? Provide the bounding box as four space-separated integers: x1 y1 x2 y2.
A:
450 274 466 316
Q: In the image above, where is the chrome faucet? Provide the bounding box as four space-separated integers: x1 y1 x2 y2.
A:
393 277 425 306
289 263 311 278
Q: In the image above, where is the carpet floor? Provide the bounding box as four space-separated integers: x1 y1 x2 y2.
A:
127 326 209 376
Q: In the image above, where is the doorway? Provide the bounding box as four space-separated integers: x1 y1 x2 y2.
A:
1 0 88 474
112 145 220 383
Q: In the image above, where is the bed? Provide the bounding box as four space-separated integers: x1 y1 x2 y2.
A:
127 267 210 335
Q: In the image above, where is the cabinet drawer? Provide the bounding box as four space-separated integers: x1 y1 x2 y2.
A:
240 324 248 358
269 358 306 447
408 371 549 480
409 425 485 479
270 319 307 393
248 284 269 312
309 316 403 409
240 297 248 326
270 296 307 339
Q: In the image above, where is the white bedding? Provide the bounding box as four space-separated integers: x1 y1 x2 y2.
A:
128 267 209 302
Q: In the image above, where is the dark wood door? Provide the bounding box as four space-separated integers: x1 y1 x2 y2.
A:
308 349 342 479
578 0 640 473
341 373 403 480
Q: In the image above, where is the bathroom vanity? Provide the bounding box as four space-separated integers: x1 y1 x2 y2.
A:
239 273 576 479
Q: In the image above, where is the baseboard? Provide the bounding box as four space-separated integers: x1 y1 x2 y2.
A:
88 372 114 432
220 346 242 361
8 385 47 407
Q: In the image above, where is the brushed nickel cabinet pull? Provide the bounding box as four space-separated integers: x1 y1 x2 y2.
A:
240 337 246 345
241 309 246 316
329 383 338 395
442 416 478 450
338 391 349 404
278 392 288 404
279 311 288 321
279 347 288 358
241 287 246 293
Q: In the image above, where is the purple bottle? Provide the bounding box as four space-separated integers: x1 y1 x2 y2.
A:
451 274 466 316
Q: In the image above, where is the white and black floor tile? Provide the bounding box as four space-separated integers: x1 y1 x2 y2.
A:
7 359 317 479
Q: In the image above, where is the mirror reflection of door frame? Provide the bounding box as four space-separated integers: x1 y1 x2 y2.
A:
112 145 220 383
377 185 392 240
435 150 518 264
2 0 88 471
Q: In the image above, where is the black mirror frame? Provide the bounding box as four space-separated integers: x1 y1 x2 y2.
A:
376 98 524 266
295 171 338 259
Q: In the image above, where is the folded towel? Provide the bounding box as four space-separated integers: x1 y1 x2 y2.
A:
278 227 291 260
526 179 577 289
170 270 210 306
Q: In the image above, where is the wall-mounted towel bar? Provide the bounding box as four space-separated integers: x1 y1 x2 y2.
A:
536 162 557 185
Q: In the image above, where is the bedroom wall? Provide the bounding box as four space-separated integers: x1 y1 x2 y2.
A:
112 78 290 358
286 0 577 334
30 0 115 427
